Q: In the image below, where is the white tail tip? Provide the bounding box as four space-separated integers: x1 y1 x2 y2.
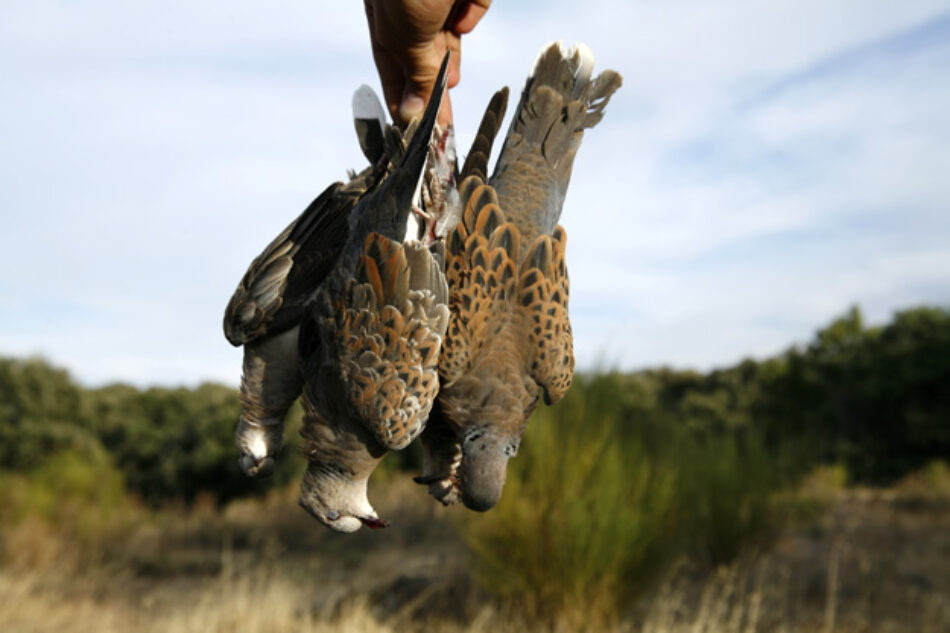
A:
352 84 387 129
530 41 596 89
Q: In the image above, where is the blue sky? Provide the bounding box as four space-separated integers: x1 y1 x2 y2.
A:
1 1 949 386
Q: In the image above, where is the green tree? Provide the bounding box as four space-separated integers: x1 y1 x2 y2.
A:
0 357 101 470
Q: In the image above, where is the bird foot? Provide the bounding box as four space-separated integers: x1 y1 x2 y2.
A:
414 473 461 506
411 204 433 222
239 453 276 478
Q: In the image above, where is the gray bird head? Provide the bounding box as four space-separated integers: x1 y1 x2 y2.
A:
457 426 521 511
437 371 535 512
298 461 388 533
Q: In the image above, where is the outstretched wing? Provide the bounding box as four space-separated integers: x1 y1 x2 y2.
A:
314 233 449 450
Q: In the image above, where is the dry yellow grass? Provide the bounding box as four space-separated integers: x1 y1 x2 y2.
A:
4 559 946 633
0 566 519 633
2 474 950 633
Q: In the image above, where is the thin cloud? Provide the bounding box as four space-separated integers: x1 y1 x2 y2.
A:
1 1 948 386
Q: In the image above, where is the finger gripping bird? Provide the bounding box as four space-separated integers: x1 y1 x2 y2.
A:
416 42 622 511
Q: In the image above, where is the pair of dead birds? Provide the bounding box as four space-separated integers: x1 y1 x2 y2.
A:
223 42 621 532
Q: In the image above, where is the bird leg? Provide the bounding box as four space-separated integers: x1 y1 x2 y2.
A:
414 411 462 505
235 328 303 478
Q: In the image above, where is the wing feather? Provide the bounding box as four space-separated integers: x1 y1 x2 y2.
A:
519 226 574 404
316 234 448 450
223 176 368 346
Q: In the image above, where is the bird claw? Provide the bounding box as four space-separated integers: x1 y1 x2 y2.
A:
416 476 460 506
239 454 275 478
412 205 433 221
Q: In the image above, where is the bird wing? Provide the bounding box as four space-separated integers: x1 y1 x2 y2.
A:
223 171 373 347
313 233 449 450
440 179 520 386
439 177 573 403
518 224 574 404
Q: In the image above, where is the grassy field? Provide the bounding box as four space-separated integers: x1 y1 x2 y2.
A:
2 468 948 633
2 309 948 632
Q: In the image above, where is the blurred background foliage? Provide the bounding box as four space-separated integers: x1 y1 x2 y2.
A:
1 305 948 619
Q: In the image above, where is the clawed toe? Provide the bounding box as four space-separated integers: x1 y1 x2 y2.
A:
239 453 275 478
422 477 460 506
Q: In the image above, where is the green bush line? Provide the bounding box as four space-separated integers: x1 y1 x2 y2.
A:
1 305 948 617
1 305 947 504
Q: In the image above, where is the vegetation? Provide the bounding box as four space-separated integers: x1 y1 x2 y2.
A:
1 464 947 633
462 375 791 625
1 304 948 630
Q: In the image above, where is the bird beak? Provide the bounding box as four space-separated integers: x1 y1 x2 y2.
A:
358 516 391 529
298 462 384 533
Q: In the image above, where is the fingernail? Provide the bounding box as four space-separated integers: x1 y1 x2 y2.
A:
399 94 425 123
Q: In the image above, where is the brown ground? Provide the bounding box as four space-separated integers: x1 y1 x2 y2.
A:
1 476 948 632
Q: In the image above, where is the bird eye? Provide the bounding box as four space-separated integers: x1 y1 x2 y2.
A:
463 429 484 444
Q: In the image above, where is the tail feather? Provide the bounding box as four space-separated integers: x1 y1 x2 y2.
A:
461 88 509 182
491 42 622 239
396 52 451 212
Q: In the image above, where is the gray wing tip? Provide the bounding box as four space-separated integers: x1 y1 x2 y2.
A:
223 306 250 346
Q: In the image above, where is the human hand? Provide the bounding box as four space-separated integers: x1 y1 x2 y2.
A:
364 0 491 127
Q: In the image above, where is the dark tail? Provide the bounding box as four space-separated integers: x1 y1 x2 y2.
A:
349 52 451 246
392 52 451 212
460 87 509 182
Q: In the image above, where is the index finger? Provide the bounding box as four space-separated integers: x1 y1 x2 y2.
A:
451 0 491 35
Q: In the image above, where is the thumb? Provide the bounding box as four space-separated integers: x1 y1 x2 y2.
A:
397 85 426 124
397 40 459 127
399 78 454 129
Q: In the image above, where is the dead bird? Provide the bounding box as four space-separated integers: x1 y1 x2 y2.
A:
295 54 452 532
415 42 622 511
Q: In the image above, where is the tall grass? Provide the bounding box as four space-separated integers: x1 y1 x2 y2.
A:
1 432 948 632
461 373 791 623
676 427 784 564
463 394 677 622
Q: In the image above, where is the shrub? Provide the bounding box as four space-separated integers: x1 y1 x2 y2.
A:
0 357 98 470
84 382 307 505
460 374 793 622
